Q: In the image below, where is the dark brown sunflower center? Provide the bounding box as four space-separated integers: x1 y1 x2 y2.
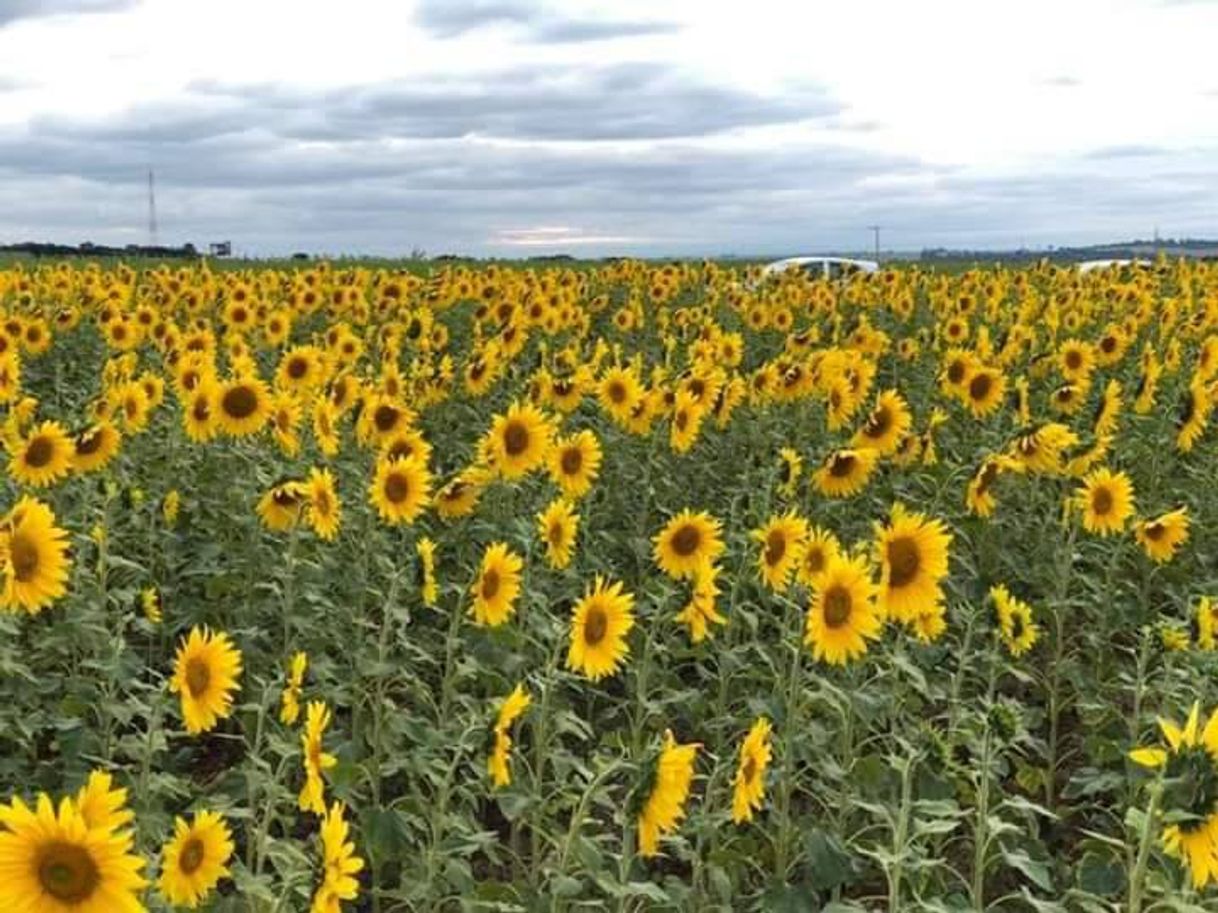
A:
1144 521 1166 541
828 454 856 478
24 436 54 468
384 473 410 504
969 373 992 401
583 606 608 646
179 837 206 875
75 430 102 455
38 841 100 903
863 407 891 438
503 421 529 456
742 756 758 782
671 524 701 557
373 405 398 432
1091 487 1114 516
887 537 921 588
823 586 853 628
804 547 826 575
765 530 787 566
947 361 966 384
185 657 211 698
287 358 308 379
1065 351 1082 370
192 397 211 421
9 533 40 582
560 447 583 476
607 381 626 404
481 569 501 600
548 522 565 544
222 386 258 419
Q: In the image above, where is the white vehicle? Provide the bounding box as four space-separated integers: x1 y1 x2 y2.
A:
1077 258 1151 274
761 256 880 282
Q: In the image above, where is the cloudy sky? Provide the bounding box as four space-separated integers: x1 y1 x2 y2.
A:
1 0 1216 257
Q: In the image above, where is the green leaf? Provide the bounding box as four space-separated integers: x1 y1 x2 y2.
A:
805 828 854 891
1002 848 1053 891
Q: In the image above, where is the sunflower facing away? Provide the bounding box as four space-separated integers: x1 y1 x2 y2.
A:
1130 703 1218 888
567 576 635 681
369 455 432 525
311 802 364 913
752 512 809 591
1134 506 1190 563
158 810 234 909
653 509 724 580
416 537 438 607
804 552 882 666
812 447 879 499
0 793 146 913
1074 467 1135 536
169 626 243 735
638 730 700 857
488 683 531 788
990 584 1039 657
279 651 308 726
731 717 773 824
299 701 337 815
470 542 523 627
874 504 953 625
0 494 68 614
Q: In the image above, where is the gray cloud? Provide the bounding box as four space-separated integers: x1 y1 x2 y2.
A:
414 0 678 43
1083 144 1170 159
0 0 134 27
1041 75 1082 88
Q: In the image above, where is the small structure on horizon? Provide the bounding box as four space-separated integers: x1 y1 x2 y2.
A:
208 241 232 257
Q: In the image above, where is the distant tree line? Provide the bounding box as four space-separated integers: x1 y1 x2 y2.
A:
0 241 201 259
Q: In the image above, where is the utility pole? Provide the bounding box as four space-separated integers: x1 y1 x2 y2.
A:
148 168 158 247
867 224 882 262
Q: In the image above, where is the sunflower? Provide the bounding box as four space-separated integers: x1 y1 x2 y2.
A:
851 389 911 455
1176 382 1210 452
1058 338 1094 382
669 389 706 453
141 587 163 624
369 455 431 525
598 365 643 425
488 683 531 787
417 537 438 607
257 478 309 532
1130 703 1218 888
653 509 724 580
991 584 1039 657
380 427 433 466
731 717 772 825
470 542 523 627
169 626 242 735
356 393 416 446
279 651 308 726
74 770 133 834
547 429 602 499
1074 467 1134 536
963 367 1006 419
675 561 726 643
776 447 802 498
182 381 220 443
752 512 808 591
1007 423 1078 475
812 447 879 499
7 420 73 487
71 422 121 474
1 496 72 614
0 794 146 913
158 810 234 909
939 347 976 399
434 471 484 519
1197 597 1218 651
486 401 553 480
874 504 953 625
1134 506 1190 563
795 526 841 587
537 498 579 570
965 455 1021 518
311 399 341 457
299 701 337 815
275 345 326 392
1092 379 1123 437
216 375 271 437
804 552 882 665
311 802 364 913
566 576 635 681
269 392 302 457
638 730 700 857
305 468 342 540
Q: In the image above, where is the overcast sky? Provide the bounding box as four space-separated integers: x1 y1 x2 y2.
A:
1 0 1216 256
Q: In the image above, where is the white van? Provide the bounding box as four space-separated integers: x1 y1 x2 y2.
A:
761 256 880 282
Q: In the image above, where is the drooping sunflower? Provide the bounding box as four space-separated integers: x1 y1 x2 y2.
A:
470 542 523 627
299 701 337 815
1 496 72 615
653 509 724 580
416 537 438 607
158 810 234 909
731 717 772 825
311 802 364 913
1130 703 1218 888
71 422 122 474
7 420 73 487
169 626 243 735
566 576 635 681
485 401 553 480
547 429 602 499
1197 597 1218 651
488 683 531 788
537 498 579 570
752 512 809 591
1074 467 1135 536
638 730 700 857
991 583 1039 657
874 504 953 625
216 375 271 437
0 794 146 913
369 455 432 525
305 467 342 541
141 586 163 624
804 552 882 666
257 478 309 532
1134 506 1190 563
812 447 879 499
1176 381 1211 452
851 389 912 455
279 651 308 726
794 526 841 587
1092 379 1123 438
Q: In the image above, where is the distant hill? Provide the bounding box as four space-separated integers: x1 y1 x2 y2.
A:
921 238 1218 263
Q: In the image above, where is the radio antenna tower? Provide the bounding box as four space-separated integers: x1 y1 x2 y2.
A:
147 168 158 247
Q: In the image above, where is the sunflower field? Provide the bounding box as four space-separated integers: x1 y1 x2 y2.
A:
1 256 1218 911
